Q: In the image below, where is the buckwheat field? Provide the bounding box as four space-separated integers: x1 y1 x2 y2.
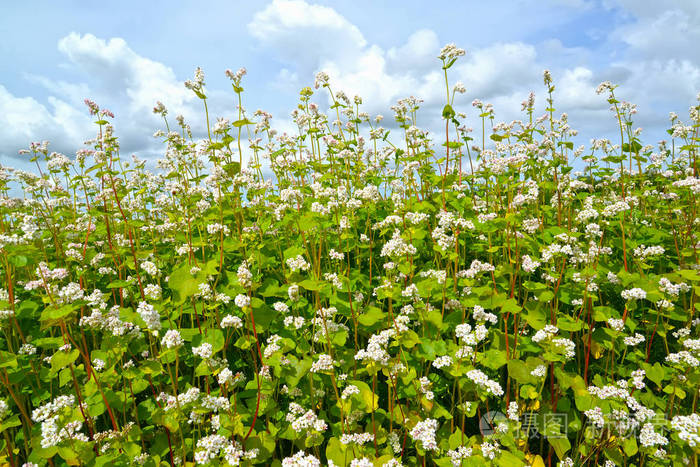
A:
1 43 699 467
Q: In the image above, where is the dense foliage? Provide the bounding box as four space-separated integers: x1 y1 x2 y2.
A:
1 44 699 467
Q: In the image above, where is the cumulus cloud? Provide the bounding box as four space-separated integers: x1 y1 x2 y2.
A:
1 32 234 165
249 0 699 147
4 0 700 171
247 0 609 138
593 0 700 138
0 85 92 160
248 0 366 71
57 33 195 116
608 0 700 61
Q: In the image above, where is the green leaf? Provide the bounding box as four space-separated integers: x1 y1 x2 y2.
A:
233 118 253 127
349 379 378 412
478 349 507 370
547 436 571 459
9 255 27 267
357 306 385 327
497 451 525 467
442 105 456 120
51 349 79 374
168 262 201 304
40 305 77 328
325 436 353 467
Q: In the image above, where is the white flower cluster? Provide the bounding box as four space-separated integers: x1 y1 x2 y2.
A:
466 369 504 396
220 315 243 328
192 343 214 360
438 43 466 60
671 413 700 446
381 230 417 257
92 358 105 371
79 306 138 337
340 432 374 445
666 348 700 367
355 329 395 366
639 423 668 447
419 269 447 285
633 244 665 259
310 353 334 373
31 396 76 423
0 309 14 320
137 301 161 331
217 368 234 386
206 223 230 236
288 284 300 301
658 277 690 297
341 385 360 400
621 288 646 301
532 324 559 343
418 376 434 400
630 369 646 389
432 355 453 369
481 441 501 459
144 283 161 300
584 406 605 428
460 259 495 279
531 365 547 378
454 323 487 361
409 418 439 451
623 333 645 346
286 255 311 272
284 315 305 329
201 395 230 412
522 217 540 234
608 318 624 332
602 200 630 217
194 434 257 465
157 387 201 411
234 293 250 308
447 446 473 466
507 401 519 421
328 249 344 260
161 329 183 349
552 338 576 359
286 403 328 433
282 451 321 467
56 282 84 304
140 260 159 276
472 305 497 324
31 395 87 449
521 255 540 273
39 418 87 448
237 261 252 288
0 400 8 420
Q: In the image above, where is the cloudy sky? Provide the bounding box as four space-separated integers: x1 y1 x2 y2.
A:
1 0 699 172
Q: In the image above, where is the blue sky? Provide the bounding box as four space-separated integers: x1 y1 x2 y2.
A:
1 0 699 171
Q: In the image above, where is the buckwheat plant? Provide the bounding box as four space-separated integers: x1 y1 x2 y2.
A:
0 44 699 467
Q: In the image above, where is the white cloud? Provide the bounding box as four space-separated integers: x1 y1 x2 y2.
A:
0 85 92 159
248 0 700 149
597 1 700 135
57 32 197 118
452 42 540 99
386 29 441 74
611 6 700 62
0 32 234 163
248 0 366 71
247 1 611 135
4 0 699 172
